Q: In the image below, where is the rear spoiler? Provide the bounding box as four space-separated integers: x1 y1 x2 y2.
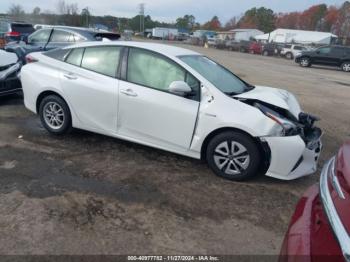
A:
94 33 121 41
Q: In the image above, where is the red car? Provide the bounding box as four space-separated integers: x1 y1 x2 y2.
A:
248 42 262 55
280 142 350 262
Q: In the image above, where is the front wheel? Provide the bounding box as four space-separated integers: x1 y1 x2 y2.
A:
286 52 293 60
299 57 311 67
341 62 350 72
206 131 262 181
39 95 72 135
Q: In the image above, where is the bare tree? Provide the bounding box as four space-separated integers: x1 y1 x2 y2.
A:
56 0 67 14
8 4 25 17
32 7 41 16
67 3 79 15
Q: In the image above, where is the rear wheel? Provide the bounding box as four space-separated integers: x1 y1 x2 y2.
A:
341 62 350 72
300 57 311 67
262 50 269 56
39 95 72 135
206 131 262 181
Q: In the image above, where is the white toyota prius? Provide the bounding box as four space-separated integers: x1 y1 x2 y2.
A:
21 41 322 181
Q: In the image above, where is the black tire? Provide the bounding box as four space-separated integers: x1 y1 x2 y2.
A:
286 52 293 60
341 61 350 72
206 131 262 181
39 95 72 135
262 50 269 56
299 57 311 67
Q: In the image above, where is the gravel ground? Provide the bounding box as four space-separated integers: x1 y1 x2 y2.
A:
0 42 349 256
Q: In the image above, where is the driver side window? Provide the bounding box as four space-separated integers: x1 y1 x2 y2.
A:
318 47 331 54
127 48 185 92
127 48 200 100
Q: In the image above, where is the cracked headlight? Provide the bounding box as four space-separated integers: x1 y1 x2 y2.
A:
255 103 298 137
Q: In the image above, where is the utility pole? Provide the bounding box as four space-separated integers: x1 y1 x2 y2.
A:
139 3 145 35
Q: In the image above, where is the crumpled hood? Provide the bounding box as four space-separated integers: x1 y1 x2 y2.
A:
234 86 302 118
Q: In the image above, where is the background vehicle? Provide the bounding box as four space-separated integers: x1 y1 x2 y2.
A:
280 143 350 262
0 21 34 48
0 49 21 96
4 26 120 64
262 43 284 56
152 27 178 40
21 42 322 182
226 40 250 52
281 44 310 59
296 45 350 72
206 36 217 48
248 42 262 54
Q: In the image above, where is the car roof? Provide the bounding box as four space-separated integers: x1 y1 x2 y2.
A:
62 41 200 57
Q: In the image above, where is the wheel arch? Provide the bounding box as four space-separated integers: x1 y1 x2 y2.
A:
36 90 68 114
200 127 271 171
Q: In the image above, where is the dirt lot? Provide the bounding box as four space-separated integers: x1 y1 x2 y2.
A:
0 42 349 256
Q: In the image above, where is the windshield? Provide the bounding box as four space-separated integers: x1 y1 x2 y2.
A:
179 55 252 95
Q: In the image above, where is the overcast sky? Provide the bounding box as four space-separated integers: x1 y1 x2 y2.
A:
0 0 346 23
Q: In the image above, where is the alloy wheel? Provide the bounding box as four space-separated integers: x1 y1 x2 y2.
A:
300 58 309 67
43 102 65 130
213 141 250 176
343 63 350 72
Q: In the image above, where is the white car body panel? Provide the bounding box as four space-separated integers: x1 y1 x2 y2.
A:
0 50 18 66
117 80 199 152
21 41 322 180
59 63 119 133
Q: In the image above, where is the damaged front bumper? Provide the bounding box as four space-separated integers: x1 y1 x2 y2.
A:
261 124 322 180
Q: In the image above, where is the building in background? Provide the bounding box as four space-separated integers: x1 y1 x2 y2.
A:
230 29 264 41
255 28 338 45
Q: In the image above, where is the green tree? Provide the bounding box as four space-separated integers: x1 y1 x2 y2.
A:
238 7 276 32
175 15 196 30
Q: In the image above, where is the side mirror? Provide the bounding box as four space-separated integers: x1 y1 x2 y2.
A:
316 50 320 54
168 81 192 96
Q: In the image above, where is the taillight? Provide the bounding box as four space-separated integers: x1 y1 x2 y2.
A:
5 31 21 37
25 55 38 64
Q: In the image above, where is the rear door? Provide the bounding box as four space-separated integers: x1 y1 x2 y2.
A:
117 47 200 151
60 46 122 133
329 47 347 66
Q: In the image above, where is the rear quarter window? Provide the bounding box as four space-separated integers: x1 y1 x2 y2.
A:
65 48 84 66
44 48 71 61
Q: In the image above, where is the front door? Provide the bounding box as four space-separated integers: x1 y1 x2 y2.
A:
117 47 200 151
313 46 332 65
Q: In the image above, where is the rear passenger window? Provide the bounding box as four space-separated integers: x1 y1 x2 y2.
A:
81 46 121 77
294 46 302 50
66 48 84 66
